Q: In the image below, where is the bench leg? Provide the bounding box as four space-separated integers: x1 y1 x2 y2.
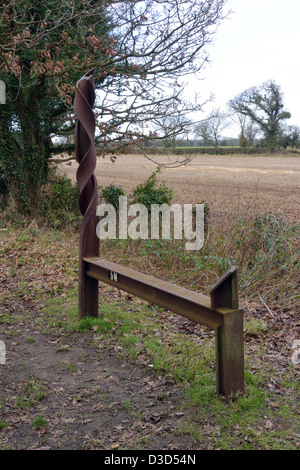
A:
78 259 98 318
215 309 244 399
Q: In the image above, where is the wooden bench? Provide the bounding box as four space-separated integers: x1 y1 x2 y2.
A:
82 257 244 399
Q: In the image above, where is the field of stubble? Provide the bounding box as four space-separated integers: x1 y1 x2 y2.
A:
58 153 300 227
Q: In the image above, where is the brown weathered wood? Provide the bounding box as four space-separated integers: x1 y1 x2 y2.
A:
210 266 239 310
211 267 244 398
215 308 244 398
83 257 223 330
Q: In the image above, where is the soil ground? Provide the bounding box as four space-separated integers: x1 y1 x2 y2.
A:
0 302 201 450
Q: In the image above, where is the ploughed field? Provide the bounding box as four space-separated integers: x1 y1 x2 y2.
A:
59 153 300 227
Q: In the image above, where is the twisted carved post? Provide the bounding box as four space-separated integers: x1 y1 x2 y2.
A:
74 70 99 318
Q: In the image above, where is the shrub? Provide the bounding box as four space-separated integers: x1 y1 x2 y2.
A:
40 174 80 228
134 147 269 156
131 167 173 209
226 213 299 306
100 184 126 213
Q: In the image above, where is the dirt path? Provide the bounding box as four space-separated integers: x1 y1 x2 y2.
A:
0 301 204 450
58 154 300 225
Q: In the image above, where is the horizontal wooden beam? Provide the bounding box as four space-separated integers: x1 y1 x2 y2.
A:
83 257 223 330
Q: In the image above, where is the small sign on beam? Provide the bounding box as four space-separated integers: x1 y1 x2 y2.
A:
0 80 6 104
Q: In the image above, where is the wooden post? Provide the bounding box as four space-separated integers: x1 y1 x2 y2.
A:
74 71 99 318
210 267 244 399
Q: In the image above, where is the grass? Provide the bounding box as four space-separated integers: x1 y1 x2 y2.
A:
15 375 46 410
0 210 299 450
31 415 48 429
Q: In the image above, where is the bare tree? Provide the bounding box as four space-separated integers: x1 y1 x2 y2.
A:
229 112 259 147
194 108 229 147
92 0 230 162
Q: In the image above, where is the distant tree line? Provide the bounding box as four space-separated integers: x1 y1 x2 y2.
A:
147 80 300 150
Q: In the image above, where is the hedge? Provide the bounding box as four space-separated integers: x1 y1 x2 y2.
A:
133 147 271 156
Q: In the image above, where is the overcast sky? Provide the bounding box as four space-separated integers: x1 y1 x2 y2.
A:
189 0 300 135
